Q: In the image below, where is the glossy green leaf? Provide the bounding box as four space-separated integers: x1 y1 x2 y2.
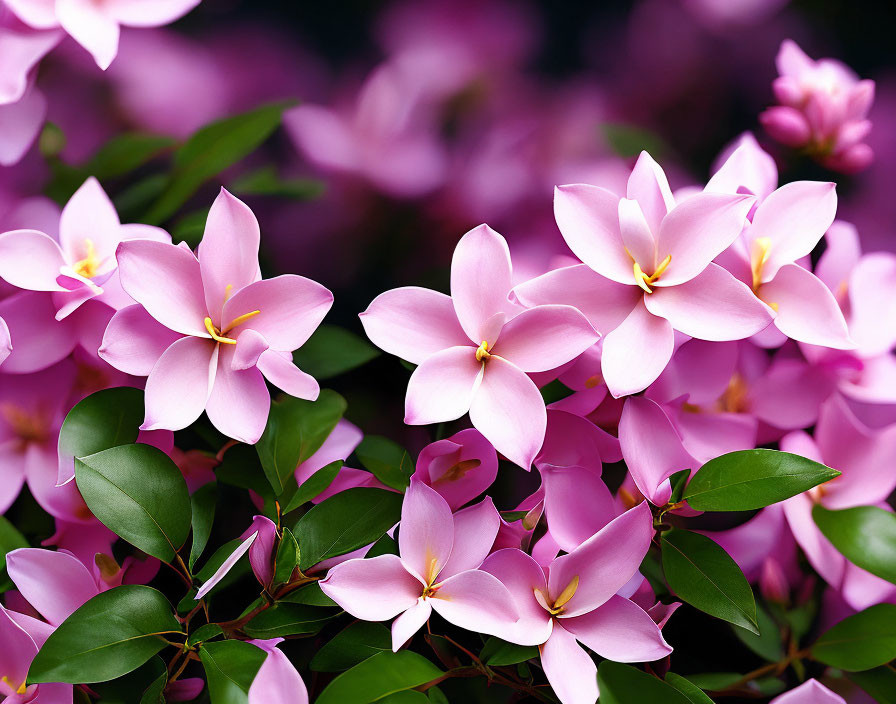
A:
189 481 217 571
140 667 167 704
683 449 839 511
256 390 346 495
479 637 537 666
661 528 758 634
282 582 338 607
732 602 784 662
355 435 414 491
243 603 336 638
293 325 381 380
315 651 443 704
199 640 266 704
214 443 272 498
597 661 691 704
310 622 392 672
75 444 191 562
187 623 224 647
144 101 293 224
295 487 403 570
684 673 742 690
281 460 343 514
847 665 896 704
813 504 896 585
664 673 715 703
811 604 896 671
378 693 429 704
0 515 27 576
58 387 144 471
28 586 180 684
272 527 299 586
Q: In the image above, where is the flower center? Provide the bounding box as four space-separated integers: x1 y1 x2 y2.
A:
0 403 49 449
633 254 671 293
203 309 261 345
1 676 26 696
535 575 579 616
750 237 772 291
72 238 101 279
433 459 481 484
475 340 491 362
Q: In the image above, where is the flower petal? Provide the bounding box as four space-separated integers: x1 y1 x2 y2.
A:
360 286 468 365
645 263 774 341
560 595 672 662
391 598 432 651
450 224 512 344
404 346 481 425
206 345 269 444
6 548 99 626
770 679 846 704
430 569 519 638
618 197 657 270
56 0 121 70
0 291 77 373
539 625 597 704
469 356 546 469
99 304 183 376
399 480 454 584
58 177 122 269
319 554 421 621
541 465 615 552
626 151 674 237
600 301 674 398
0 229 66 291
439 497 501 579
142 336 217 432
493 305 599 373
480 548 553 646
248 646 309 704
195 533 256 599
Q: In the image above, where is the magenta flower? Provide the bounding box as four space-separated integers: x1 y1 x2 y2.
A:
412 428 498 510
481 503 670 704
0 177 170 320
100 188 333 443
515 152 772 397
360 224 598 467
4 0 201 70
760 40 875 174
320 480 519 651
0 606 71 702
248 639 308 704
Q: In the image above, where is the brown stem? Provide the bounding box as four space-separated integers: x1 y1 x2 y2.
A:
716 649 810 693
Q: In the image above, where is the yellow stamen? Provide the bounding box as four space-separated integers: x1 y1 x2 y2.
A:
224 283 234 303
584 374 602 389
222 309 261 333
433 459 481 484
751 237 772 290
653 254 672 279
72 238 100 279
204 317 237 345
1 676 26 695
768 301 779 312
475 340 491 362
633 262 653 293
95 553 121 582
552 575 579 611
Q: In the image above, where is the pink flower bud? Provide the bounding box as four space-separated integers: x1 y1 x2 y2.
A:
760 106 811 147
760 557 789 603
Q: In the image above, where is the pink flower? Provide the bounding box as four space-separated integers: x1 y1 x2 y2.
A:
319 480 519 651
4 0 201 70
0 177 170 320
360 224 598 467
760 40 875 174
514 151 772 397
770 679 845 704
0 85 47 166
413 428 498 510
481 503 670 704
0 314 10 366
248 639 308 704
194 515 278 599
0 606 71 703
99 188 333 443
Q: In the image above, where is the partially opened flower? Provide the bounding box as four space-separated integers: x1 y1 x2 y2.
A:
4 0 202 70
195 515 278 599
248 638 308 704
413 428 498 510
482 502 670 704
514 151 772 397
100 188 333 443
0 177 170 319
0 606 71 703
361 224 598 467
320 480 519 650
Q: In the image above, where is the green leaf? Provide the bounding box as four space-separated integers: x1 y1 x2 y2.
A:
683 449 839 511
292 324 381 380
366 534 399 558
664 673 716 703
355 435 414 491
479 637 537 666
58 386 144 470
378 693 429 704
214 443 272 498
243 602 335 638
811 604 896 671
189 482 217 571
256 390 347 495
140 667 167 704
230 165 324 200
281 582 338 607
187 623 224 647
28 586 180 684
90 656 167 704
668 469 691 505
144 101 293 224
732 602 784 662
272 527 299 586
813 504 896 585
661 528 758 634
0 515 28 576
281 460 343 514
295 487 403 570
684 673 742 691
75 444 191 562
597 661 691 704
315 651 443 704
199 640 266 704
310 622 392 672
847 665 896 704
